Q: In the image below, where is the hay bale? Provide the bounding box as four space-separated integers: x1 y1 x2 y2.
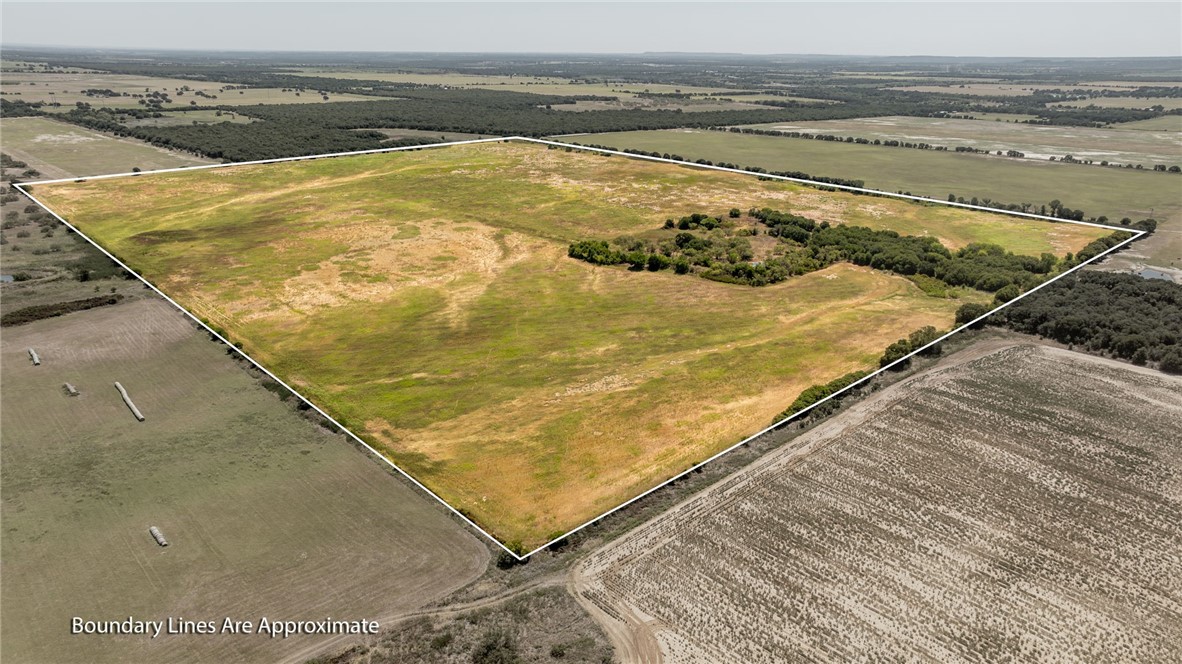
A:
27 348 40 366
148 526 168 547
114 382 145 421
63 383 79 397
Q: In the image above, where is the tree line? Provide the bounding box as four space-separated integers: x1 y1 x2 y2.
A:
981 271 1182 373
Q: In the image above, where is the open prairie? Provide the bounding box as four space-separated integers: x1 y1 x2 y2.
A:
742 115 1182 166
1 116 211 178
0 299 488 664
576 341 1182 663
28 140 1106 548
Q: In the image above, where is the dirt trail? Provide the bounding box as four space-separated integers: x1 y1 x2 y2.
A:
567 336 1026 664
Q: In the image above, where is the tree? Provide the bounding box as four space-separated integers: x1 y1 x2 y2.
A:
879 339 912 368
955 302 990 326
994 284 1022 304
1161 350 1182 375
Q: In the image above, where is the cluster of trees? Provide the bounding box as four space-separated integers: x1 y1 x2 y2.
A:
0 294 124 327
991 271 1182 373
807 225 1063 294
879 326 943 367
0 99 43 117
568 205 1131 297
569 213 824 286
775 369 871 422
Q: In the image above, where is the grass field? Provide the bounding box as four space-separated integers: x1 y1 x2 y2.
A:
28 140 1105 548
558 129 1180 263
1120 115 1182 132
1 116 211 178
0 71 375 111
1053 97 1182 110
123 109 256 127
578 341 1182 662
741 115 1182 166
0 299 488 664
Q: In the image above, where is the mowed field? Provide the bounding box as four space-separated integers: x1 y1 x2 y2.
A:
742 116 1182 166
1 116 211 179
0 71 375 110
576 341 1182 663
0 299 488 664
558 130 1182 268
28 140 1107 548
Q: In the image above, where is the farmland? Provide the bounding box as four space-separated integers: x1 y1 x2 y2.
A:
26 139 1109 549
0 71 375 110
559 129 1182 269
740 115 1182 166
0 299 489 664
576 340 1182 663
289 70 769 111
1 116 211 178
292 70 736 98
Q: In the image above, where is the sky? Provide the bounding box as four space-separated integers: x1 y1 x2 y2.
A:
2 2 1180 58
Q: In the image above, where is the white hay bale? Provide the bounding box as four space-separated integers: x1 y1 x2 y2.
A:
115 382 145 421
149 526 168 547
63 383 79 397
28 348 40 366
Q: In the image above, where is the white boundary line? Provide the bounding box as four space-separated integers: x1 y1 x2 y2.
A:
14 136 1146 560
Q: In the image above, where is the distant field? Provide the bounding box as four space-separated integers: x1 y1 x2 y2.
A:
1053 97 1182 110
741 115 1182 166
290 69 757 110
578 341 1182 663
962 112 1040 122
0 299 488 664
1 116 210 178
123 109 256 127
558 130 1180 253
889 83 1039 96
552 97 767 112
26 140 1102 549
293 70 734 97
0 72 375 111
1120 115 1182 131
